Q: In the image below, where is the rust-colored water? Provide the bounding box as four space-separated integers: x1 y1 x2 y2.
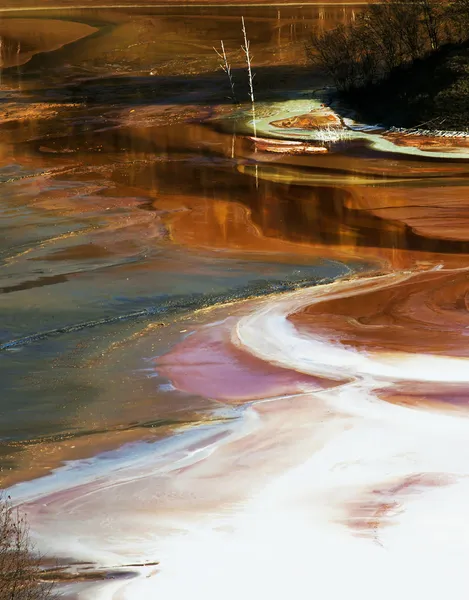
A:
3 5 469 599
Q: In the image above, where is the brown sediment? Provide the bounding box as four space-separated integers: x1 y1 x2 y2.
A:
345 184 469 242
290 269 469 358
342 473 454 541
9 146 469 280
156 185 469 271
249 136 328 154
270 112 341 130
378 383 469 414
384 132 469 153
0 103 80 125
158 194 357 261
286 268 469 411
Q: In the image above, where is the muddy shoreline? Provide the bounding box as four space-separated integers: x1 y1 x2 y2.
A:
0 271 353 352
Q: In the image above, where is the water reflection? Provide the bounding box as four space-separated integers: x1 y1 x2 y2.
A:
2 4 469 598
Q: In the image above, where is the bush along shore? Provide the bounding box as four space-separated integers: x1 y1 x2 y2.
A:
308 0 469 132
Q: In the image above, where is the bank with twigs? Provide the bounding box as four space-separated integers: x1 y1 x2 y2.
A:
308 0 469 131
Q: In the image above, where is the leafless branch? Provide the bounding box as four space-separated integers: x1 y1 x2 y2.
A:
0 495 56 600
213 40 237 104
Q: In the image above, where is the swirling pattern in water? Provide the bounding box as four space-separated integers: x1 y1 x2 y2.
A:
10 268 469 599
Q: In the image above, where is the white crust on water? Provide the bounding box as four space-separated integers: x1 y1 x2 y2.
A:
13 270 469 599
251 97 469 159
234 271 469 386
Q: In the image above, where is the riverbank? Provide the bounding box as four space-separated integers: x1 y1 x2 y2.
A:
341 41 469 132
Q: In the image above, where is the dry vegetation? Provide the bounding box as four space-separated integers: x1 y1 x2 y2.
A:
308 0 469 91
308 0 469 130
0 496 55 600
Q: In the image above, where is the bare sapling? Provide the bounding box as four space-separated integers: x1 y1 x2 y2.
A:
214 40 237 104
241 16 259 187
0 495 55 600
241 16 257 139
